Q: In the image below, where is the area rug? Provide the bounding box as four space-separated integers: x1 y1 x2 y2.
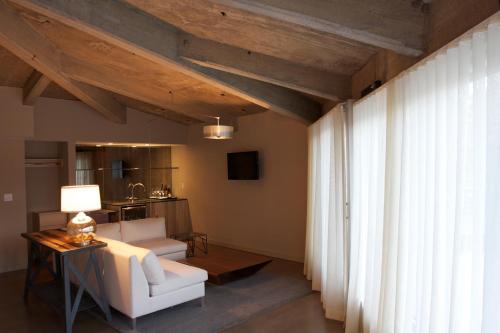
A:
96 258 312 333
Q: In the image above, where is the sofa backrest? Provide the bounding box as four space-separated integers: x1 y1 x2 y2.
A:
120 217 166 243
96 222 121 240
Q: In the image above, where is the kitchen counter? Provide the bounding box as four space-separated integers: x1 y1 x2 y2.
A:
102 197 186 207
101 198 191 233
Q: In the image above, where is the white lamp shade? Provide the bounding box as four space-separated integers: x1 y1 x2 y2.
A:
61 185 101 213
203 125 234 139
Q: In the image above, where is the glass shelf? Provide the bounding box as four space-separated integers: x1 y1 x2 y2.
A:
76 167 179 172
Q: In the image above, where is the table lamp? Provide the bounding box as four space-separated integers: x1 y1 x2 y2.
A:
61 185 101 246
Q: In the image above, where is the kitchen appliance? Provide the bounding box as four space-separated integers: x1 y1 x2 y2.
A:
121 204 147 221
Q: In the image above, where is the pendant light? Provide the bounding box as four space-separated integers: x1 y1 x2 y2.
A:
203 116 234 140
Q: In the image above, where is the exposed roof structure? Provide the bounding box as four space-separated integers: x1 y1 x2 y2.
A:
0 0 427 124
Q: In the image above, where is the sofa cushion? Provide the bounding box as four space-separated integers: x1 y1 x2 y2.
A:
36 211 68 231
100 237 165 285
96 222 121 240
135 248 165 285
120 218 166 243
129 238 187 257
149 258 208 297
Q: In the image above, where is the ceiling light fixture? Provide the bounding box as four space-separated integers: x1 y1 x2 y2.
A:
203 116 234 140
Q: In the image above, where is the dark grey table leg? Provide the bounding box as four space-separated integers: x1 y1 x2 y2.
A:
63 250 112 326
90 250 112 322
23 241 34 302
55 253 62 279
63 256 72 333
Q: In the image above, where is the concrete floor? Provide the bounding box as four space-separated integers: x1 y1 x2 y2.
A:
0 269 117 333
0 266 343 333
224 293 344 333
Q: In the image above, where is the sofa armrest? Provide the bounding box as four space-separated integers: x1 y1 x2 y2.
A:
102 247 150 318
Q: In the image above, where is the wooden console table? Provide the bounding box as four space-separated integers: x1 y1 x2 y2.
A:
21 229 112 333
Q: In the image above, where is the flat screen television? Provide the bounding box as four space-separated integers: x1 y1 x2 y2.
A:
227 151 259 180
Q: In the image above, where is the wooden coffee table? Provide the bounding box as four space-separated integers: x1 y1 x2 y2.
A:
180 245 272 284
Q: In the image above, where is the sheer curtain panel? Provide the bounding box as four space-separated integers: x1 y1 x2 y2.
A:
305 104 347 320
76 151 94 185
346 15 500 333
345 88 388 333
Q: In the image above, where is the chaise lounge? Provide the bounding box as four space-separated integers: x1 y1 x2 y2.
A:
77 217 208 328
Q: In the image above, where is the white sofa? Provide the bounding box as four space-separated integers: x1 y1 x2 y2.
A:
88 218 208 328
97 217 188 260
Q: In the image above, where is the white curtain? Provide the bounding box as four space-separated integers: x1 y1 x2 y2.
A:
76 151 94 185
346 17 500 333
346 88 388 332
305 104 347 320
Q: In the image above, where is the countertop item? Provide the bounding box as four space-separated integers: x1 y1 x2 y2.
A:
102 197 186 207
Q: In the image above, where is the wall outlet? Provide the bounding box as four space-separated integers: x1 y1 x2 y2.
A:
3 193 13 202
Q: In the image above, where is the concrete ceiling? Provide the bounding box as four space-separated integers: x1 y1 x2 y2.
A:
0 0 427 124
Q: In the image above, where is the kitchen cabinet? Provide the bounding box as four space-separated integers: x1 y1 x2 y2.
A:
148 199 192 237
102 198 192 235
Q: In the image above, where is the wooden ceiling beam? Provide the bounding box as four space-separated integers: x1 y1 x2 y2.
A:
179 34 351 101
123 0 377 75
114 95 203 126
9 0 321 123
57 55 220 123
186 62 320 123
22 70 51 105
208 0 425 57
0 1 126 123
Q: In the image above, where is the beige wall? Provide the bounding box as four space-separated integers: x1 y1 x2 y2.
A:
0 88 34 273
172 112 308 262
33 97 186 144
0 87 187 272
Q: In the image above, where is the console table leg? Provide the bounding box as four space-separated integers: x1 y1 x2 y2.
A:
91 250 112 322
23 242 34 302
63 256 72 333
55 253 62 279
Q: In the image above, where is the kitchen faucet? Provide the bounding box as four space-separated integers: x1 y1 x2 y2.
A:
127 182 145 202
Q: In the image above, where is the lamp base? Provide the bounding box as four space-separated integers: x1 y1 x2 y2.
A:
66 212 97 247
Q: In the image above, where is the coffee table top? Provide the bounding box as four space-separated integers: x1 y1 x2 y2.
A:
21 229 107 255
172 231 207 241
180 245 272 284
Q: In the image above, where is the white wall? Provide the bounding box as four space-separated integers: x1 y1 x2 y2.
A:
172 112 308 262
33 97 186 144
0 88 34 273
0 86 308 270
0 87 188 272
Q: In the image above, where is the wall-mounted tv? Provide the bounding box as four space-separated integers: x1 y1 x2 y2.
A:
227 151 259 180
